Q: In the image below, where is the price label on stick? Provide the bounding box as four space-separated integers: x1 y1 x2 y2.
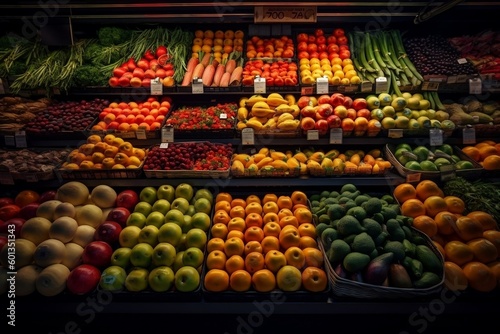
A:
307 130 319 141
429 128 443 146
161 126 174 143
150 78 163 95
316 76 328 95
469 78 482 95
254 76 266 94
241 128 255 145
15 131 27 148
375 77 388 94
462 126 476 145
329 128 342 144
136 129 147 140
192 78 204 94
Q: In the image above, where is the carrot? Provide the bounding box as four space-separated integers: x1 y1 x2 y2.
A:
219 72 231 87
191 63 205 81
212 58 220 68
202 64 215 86
200 52 211 67
225 59 237 74
212 64 225 86
229 66 243 86
181 57 199 86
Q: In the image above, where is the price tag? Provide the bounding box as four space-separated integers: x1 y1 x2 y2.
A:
469 78 482 95
301 86 314 96
388 129 403 138
429 128 443 146
136 129 147 140
440 164 456 182
406 173 421 183
457 58 468 64
344 85 358 93
241 128 255 145
306 130 319 141
0 172 14 185
159 142 169 149
462 126 476 144
447 76 458 84
15 131 27 148
329 128 343 144
192 78 204 94
4 135 15 147
254 76 266 94
161 126 174 143
316 76 329 95
456 74 468 83
375 77 388 94
25 174 38 182
361 81 373 93
150 78 163 95
219 113 228 120
421 81 440 91
254 6 317 23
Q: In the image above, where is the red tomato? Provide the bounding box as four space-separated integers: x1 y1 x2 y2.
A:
307 35 316 43
334 28 345 38
319 52 329 60
298 42 308 52
309 51 319 59
307 44 318 54
339 49 351 60
337 36 348 45
327 44 340 54
317 44 327 52
298 51 310 59
316 35 326 45
327 35 337 45
315 29 324 37
297 33 308 43
339 44 350 51
328 53 340 61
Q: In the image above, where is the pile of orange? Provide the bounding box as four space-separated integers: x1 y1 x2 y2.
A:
394 179 500 292
461 140 500 170
204 190 328 293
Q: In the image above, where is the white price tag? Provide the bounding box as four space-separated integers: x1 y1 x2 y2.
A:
388 129 403 138
219 113 228 120
161 126 174 143
457 58 468 64
150 78 163 95
462 127 476 145
15 131 27 148
329 128 343 144
0 172 14 185
306 130 319 141
375 77 388 94
159 142 169 149
429 128 443 146
361 81 373 93
406 173 421 183
316 76 329 95
254 76 266 94
4 135 15 147
192 78 204 94
241 128 255 145
469 78 482 95
136 129 147 140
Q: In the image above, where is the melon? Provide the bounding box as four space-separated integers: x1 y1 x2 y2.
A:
0 238 37 268
71 225 96 247
36 200 63 221
75 204 103 227
49 216 79 243
36 263 70 297
16 264 43 296
33 239 66 267
56 181 90 206
90 185 117 209
53 202 76 219
20 217 52 245
62 242 84 270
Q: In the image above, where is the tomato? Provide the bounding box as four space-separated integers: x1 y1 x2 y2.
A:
298 51 310 59
307 44 318 54
333 28 345 38
337 35 348 45
144 49 156 60
315 28 324 37
297 42 308 52
317 44 327 52
339 49 351 60
309 51 319 59
307 35 316 43
155 45 168 58
319 52 329 60
327 35 337 45
328 53 340 61
339 44 350 51
297 33 308 43
316 35 326 45
327 44 340 54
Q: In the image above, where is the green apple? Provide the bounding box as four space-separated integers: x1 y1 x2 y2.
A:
193 197 212 215
193 188 214 205
139 186 158 205
158 222 183 246
119 225 142 248
170 197 190 214
124 267 149 292
173 251 184 273
182 247 204 268
130 242 154 268
100 265 127 291
185 204 196 217
177 234 187 252
157 184 175 203
148 266 175 292
182 215 193 233
152 242 176 267
152 199 171 215
175 183 194 202
110 247 132 268
138 225 160 247
190 212 211 232
164 209 185 227
145 211 165 229
184 228 207 250
126 212 147 228
134 201 153 217
174 265 200 292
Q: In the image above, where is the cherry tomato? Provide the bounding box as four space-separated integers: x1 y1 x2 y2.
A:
333 28 345 38
337 35 348 45
298 41 308 52
327 44 340 54
327 35 337 45
316 35 326 45
315 28 324 37
297 33 308 43
308 35 316 43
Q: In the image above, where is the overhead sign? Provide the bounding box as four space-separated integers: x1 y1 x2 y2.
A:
254 6 317 23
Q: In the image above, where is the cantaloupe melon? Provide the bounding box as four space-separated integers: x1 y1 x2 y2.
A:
20 217 52 245
56 181 90 206
16 264 43 296
90 185 117 209
49 216 78 243
33 239 66 267
62 242 84 270
0 238 37 269
36 263 70 297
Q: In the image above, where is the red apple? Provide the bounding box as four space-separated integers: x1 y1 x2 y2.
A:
330 93 345 107
0 197 14 208
297 96 312 109
300 116 316 131
66 264 101 295
343 96 353 108
116 190 139 211
356 108 371 119
352 98 368 111
137 59 150 71
347 108 357 120
0 204 20 221
316 103 334 118
341 117 355 131
300 106 317 118
315 119 329 135
326 114 342 128
0 218 25 238
18 202 40 220
317 94 331 105
82 241 113 269
94 220 123 246
106 207 131 228
39 190 57 203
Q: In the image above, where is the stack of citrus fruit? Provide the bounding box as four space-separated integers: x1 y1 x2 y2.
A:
394 180 500 292
203 190 328 294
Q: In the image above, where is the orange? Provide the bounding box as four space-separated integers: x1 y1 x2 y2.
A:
467 238 498 263
277 208 294 220
204 268 229 292
432 241 445 258
292 203 310 212
279 225 301 249
230 198 246 208
211 222 229 239
462 261 497 292
245 212 263 228
284 246 306 269
483 154 500 170
207 237 225 253
466 211 498 231
434 211 458 235
301 266 328 292
261 235 280 254
277 195 293 210
291 190 308 206
245 194 261 205
262 193 278 204
487 261 500 285
444 240 474 266
454 216 484 241
224 237 245 257
213 209 231 225
214 200 231 213
411 215 438 238
227 230 245 240
244 251 265 274
299 236 318 249
244 226 265 243
443 196 465 215
415 180 444 201
206 250 227 270
227 217 246 232
262 201 279 214
423 195 448 218
297 223 316 238
225 254 245 275
444 261 468 291
14 190 40 208
400 198 426 218
393 183 417 204
229 205 246 219
251 268 276 292
461 146 481 162
279 215 299 229
263 221 281 238
263 212 280 225
294 207 313 224
245 202 263 215
483 230 500 254
264 250 287 273
229 269 252 292
302 247 324 268
478 145 498 160
244 240 263 256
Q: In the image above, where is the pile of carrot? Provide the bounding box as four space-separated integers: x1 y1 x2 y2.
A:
181 52 243 87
